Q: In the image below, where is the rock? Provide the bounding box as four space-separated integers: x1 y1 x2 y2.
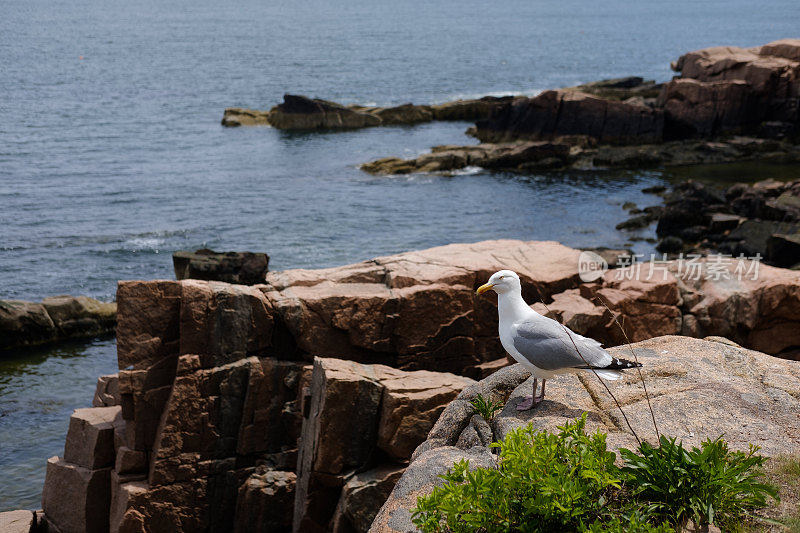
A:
429 96 515 121
473 89 664 144
659 78 760 139
363 104 433 125
616 214 653 230
656 180 725 239
233 468 296 533
369 447 496 533
293 357 472 532
116 281 182 371
0 300 56 350
331 465 405 533
656 236 684 254
573 77 663 101
373 336 800 530
722 220 800 257
455 414 494 448
115 446 147 475
64 406 121 469
0 296 116 352
178 280 274 368
0 511 34 533
93 373 120 407
221 107 271 127
268 95 382 130
767 232 800 268
264 240 584 372
41 457 111 533
472 357 514 379
172 249 269 285
708 212 743 233
377 367 474 460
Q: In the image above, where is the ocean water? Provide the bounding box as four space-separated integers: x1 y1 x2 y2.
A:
2 0 799 511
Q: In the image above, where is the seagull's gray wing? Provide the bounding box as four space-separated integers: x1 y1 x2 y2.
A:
511 316 612 371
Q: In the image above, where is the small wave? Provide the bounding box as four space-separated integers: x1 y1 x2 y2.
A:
449 166 484 176
436 89 543 104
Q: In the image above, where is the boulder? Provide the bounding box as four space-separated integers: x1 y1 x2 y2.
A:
268 95 382 130
573 77 663 101
373 337 800 532
293 358 472 532
0 296 116 351
369 447 496 533
473 89 664 144
0 300 56 350
221 107 271 127
64 406 121 469
172 249 269 285
115 446 147 475
0 511 35 533
331 465 405 533
41 457 111 533
233 468 296 533
93 373 120 407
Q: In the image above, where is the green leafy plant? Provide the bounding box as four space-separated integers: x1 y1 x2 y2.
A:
620 436 778 529
411 415 778 533
412 415 624 532
470 393 503 421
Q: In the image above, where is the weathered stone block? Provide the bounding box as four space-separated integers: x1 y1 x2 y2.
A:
41 457 111 533
331 465 405 533
233 468 296 533
115 446 147 475
93 373 121 407
0 510 34 533
64 406 121 469
116 281 181 370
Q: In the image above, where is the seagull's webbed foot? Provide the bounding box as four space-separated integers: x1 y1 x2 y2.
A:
516 395 535 411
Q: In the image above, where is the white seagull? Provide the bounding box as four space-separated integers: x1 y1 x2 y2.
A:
477 269 641 411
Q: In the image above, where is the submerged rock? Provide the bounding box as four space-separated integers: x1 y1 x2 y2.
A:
221 107 271 127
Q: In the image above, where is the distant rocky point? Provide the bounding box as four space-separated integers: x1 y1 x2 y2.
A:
221 94 515 129
362 39 800 174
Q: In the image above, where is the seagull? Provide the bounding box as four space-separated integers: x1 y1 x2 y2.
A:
476 269 641 411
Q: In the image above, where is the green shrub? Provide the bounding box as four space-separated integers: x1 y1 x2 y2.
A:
411 414 777 533
620 436 778 529
470 393 503 421
412 415 623 532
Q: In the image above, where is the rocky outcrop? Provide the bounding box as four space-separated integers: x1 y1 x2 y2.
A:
220 107 271 127
268 95 383 130
172 248 269 285
624 179 800 266
531 255 800 359
362 136 800 174
473 89 665 145
372 336 800 532
32 239 800 532
0 296 116 352
222 95 516 129
362 40 800 175
360 141 571 174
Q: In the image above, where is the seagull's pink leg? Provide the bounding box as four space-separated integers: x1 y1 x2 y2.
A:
533 379 546 405
516 378 537 411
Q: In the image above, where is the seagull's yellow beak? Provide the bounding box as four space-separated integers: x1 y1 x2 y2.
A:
476 283 494 295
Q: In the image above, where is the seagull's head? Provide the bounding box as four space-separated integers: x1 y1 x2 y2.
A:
476 270 521 296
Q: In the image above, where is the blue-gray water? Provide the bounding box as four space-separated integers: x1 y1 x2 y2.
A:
2 0 799 512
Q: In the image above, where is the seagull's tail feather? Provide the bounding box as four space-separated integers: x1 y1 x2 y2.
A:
591 369 624 380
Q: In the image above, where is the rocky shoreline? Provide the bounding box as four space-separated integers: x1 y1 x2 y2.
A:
2 238 796 533
361 39 800 174
616 178 800 267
